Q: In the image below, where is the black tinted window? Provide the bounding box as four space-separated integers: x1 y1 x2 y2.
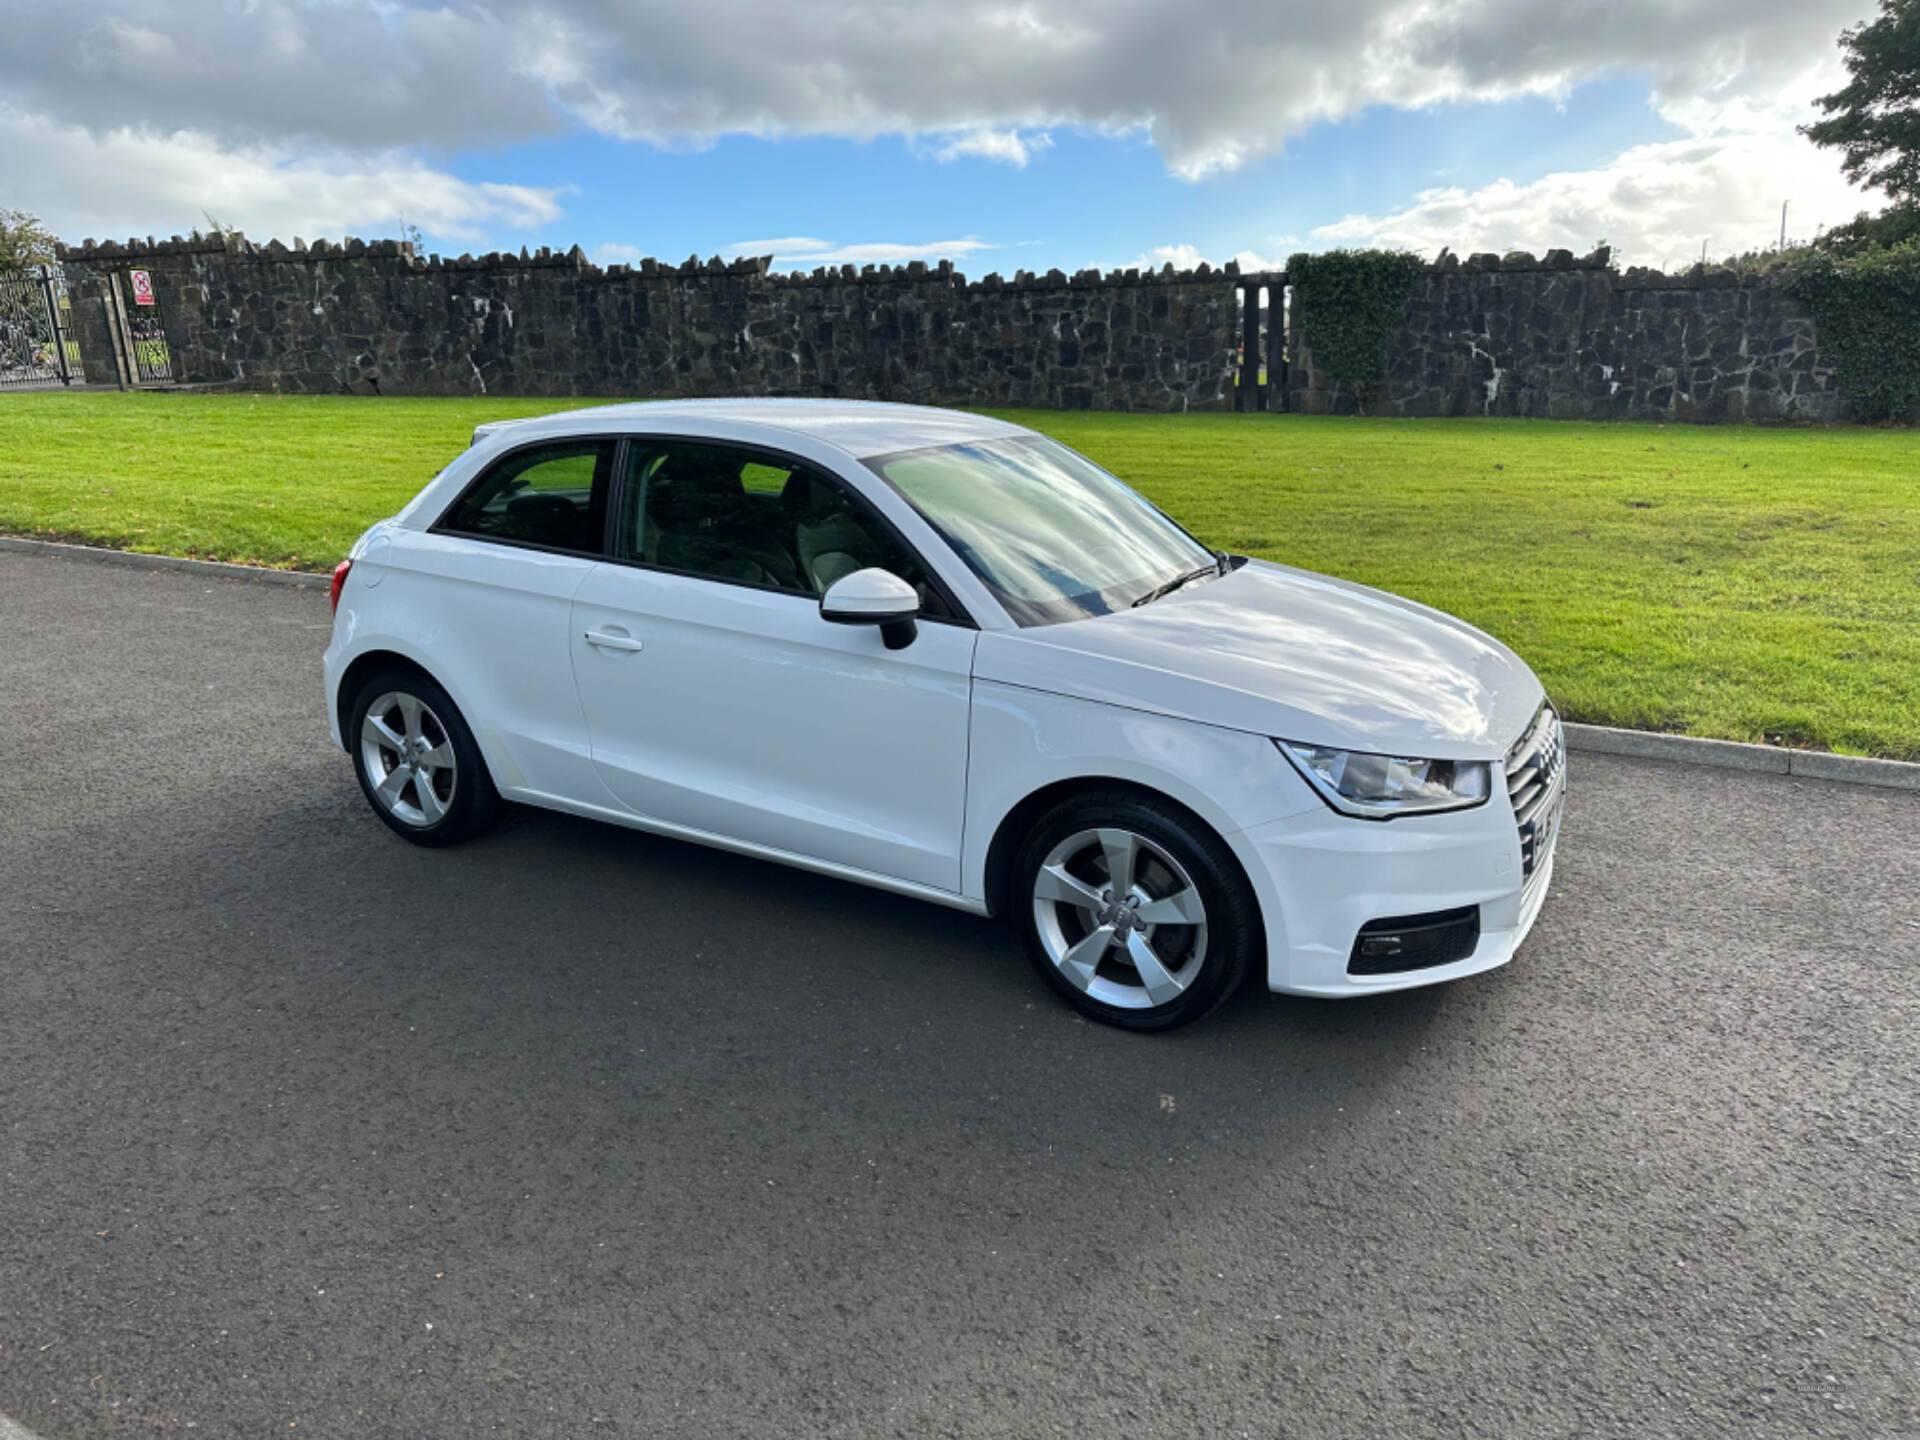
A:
442 441 614 555
616 442 951 616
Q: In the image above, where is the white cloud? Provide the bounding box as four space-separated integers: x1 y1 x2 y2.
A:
599 235 994 268
3 2 556 153
1 109 565 248
1129 244 1287 273
725 236 996 266
1309 83 1877 268
720 237 836 257
0 2 1890 266
0 1 1879 181
927 129 1052 167
1142 244 1207 271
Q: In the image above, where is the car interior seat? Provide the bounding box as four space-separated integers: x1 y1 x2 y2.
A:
648 454 802 589
501 491 586 549
783 472 884 593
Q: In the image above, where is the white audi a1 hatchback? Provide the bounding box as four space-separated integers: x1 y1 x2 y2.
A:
324 399 1564 1030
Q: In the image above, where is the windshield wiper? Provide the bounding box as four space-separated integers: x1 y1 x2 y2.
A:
1130 562 1221 608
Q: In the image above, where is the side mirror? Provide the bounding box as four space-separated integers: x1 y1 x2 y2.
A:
820 567 920 650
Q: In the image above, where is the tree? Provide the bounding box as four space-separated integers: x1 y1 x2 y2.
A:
0 208 58 268
1803 1 1920 203
1818 203 1920 253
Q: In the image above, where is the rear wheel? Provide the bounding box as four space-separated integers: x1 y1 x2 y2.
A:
349 669 498 846
1013 790 1258 1031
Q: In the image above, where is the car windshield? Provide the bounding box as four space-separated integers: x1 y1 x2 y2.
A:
866 435 1217 626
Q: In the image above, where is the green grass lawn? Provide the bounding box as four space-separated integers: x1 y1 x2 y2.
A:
3 391 1917 758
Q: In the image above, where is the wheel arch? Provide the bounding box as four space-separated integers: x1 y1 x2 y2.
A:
333 647 443 747
981 774 1261 930
333 646 509 798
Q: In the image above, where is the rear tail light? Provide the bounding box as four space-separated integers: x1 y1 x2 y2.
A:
329 559 352 615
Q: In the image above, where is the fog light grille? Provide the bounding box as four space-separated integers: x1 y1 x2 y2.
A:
1347 906 1481 976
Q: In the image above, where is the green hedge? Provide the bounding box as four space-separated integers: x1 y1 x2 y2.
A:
1285 249 1426 411
1788 241 1920 423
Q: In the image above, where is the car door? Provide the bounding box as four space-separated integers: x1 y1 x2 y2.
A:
400 436 616 800
568 439 977 892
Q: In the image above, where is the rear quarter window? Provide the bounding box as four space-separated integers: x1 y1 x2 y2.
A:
440 441 614 555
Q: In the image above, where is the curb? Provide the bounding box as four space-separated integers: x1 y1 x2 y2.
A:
0 534 328 590
1564 722 1919 792
3 534 1916 793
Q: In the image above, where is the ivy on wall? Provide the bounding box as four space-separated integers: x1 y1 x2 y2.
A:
1787 241 1920 423
1285 249 1426 410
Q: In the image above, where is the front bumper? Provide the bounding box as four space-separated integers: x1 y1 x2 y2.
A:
1227 782 1560 998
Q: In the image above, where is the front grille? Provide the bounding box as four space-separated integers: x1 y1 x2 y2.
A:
1505 703 1566 882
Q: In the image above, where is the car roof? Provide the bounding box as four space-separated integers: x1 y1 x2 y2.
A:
472 399 1032 461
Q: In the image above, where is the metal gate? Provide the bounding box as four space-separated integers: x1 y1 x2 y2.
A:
112 268 177 385
0 264 78 388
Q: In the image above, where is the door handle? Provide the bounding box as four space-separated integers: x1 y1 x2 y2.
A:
585 628 645 653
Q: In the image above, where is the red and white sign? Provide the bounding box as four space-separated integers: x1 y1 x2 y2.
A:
129 270 156 306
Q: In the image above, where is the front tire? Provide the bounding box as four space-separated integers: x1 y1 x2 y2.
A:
348 668 498 847
1012 789 1259 1031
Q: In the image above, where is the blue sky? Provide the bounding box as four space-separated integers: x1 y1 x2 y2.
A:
0 2 1881 274
453 78 1676 274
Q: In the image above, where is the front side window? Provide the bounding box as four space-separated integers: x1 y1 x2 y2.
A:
440 440 614 555
867 436 1216 626
615 442 952 617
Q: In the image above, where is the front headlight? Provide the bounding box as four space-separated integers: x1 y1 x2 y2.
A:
1275 739 1493 820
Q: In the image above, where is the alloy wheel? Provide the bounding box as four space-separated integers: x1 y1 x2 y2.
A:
359 690 458 827
1030 826 1209 1010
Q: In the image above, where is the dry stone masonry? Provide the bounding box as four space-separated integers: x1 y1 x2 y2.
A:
57 234 1239 411
58 235 1852 421
1284 248 1844 423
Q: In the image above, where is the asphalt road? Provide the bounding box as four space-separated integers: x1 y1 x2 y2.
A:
1 546 1915 1440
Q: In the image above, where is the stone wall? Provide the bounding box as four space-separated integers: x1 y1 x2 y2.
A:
56 234 1240 411
1283 248 1845 423
57 234 1855 422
